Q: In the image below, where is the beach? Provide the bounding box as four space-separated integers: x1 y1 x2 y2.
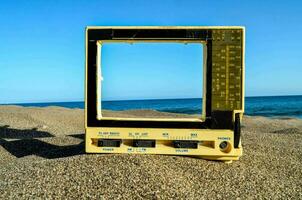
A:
0 105 301 199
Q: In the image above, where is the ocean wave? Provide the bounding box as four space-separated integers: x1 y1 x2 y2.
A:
246 110 302 117
159 108 201 115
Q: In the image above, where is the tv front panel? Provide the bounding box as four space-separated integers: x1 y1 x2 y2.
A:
85 26 245 162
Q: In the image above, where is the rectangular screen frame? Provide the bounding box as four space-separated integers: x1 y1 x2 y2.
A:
96 40 207 122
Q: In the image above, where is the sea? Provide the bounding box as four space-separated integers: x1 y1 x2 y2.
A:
4 95 302 119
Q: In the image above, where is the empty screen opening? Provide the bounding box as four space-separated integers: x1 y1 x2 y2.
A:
98 42 204 120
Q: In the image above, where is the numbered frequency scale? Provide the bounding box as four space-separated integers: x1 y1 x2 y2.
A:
85 26 245 163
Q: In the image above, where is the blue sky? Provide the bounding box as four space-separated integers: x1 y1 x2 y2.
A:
0 0 301 103
101 43 203 100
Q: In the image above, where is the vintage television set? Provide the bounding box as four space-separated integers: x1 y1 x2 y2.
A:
85 26 245 162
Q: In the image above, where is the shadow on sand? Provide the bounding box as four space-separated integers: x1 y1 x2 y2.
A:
0 125 84 159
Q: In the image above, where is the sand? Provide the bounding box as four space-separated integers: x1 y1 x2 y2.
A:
102 109 202 118
0 105 301 199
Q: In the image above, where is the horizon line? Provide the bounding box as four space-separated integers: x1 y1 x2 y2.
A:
1 94 302 105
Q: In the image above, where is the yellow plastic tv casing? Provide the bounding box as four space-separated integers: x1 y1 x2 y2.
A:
85 26 245 163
